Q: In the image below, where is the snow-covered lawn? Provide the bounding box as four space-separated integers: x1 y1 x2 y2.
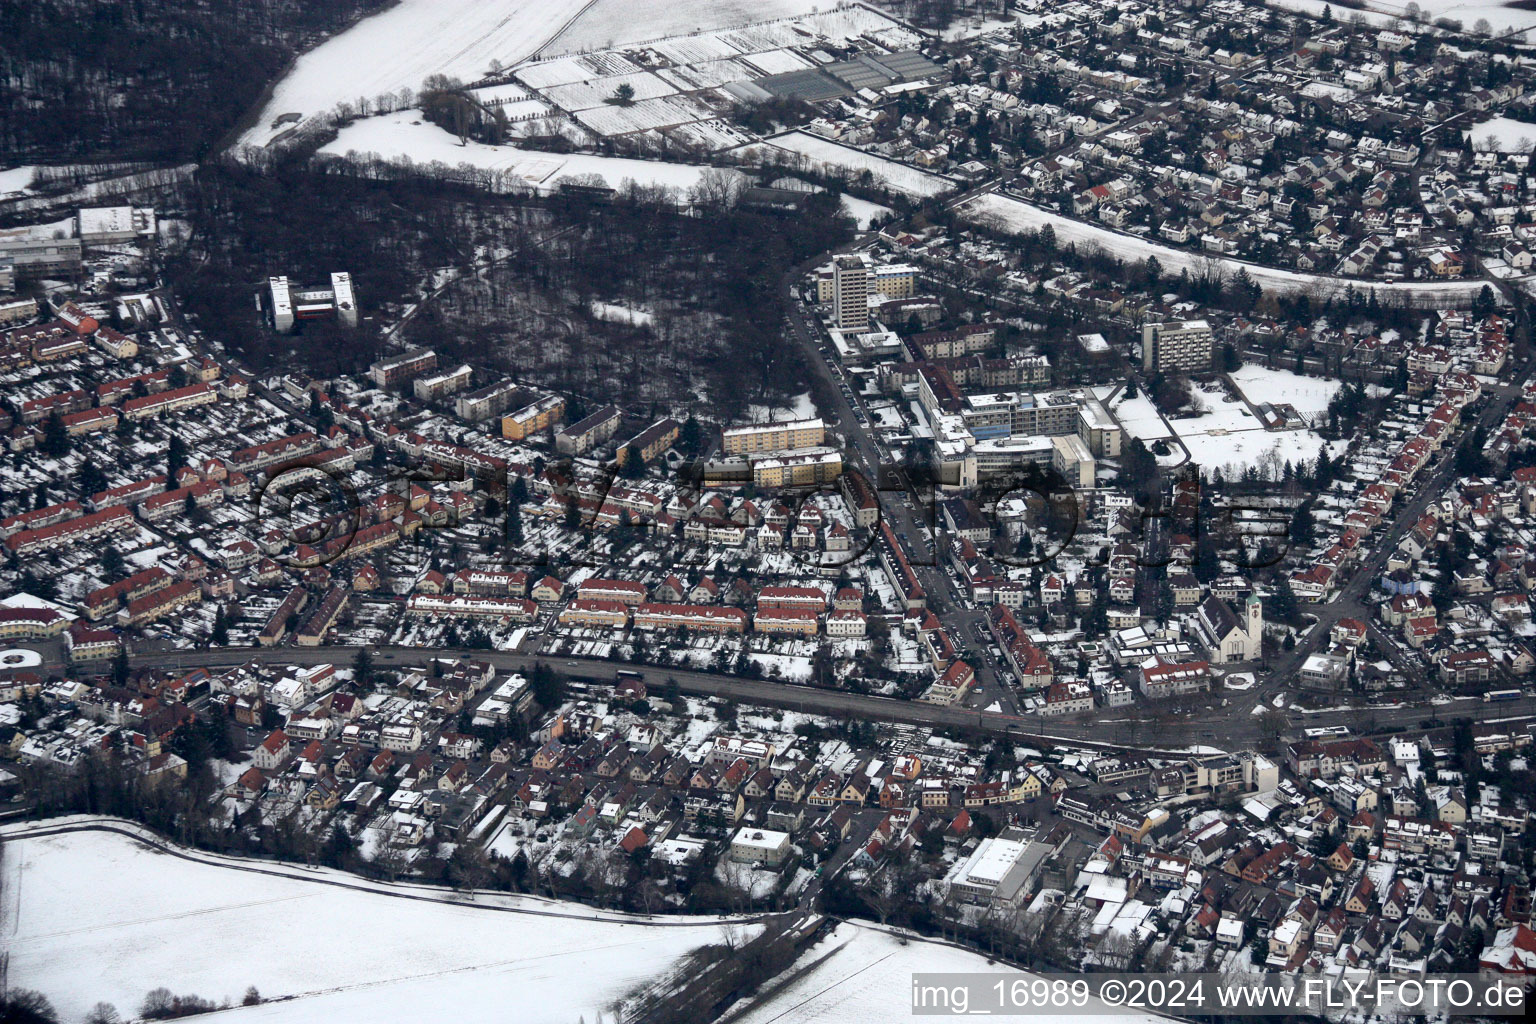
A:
320 111 745 197
1464 116 1536 152
961 192 1493 306
841 194 895 229
728 922 1167 1023
1107 390 1174 443
737 131 958 198
1178 425 1340 478
748 391 818 423
0 825 756 1024
239 0 591 148
1228 366 1342 417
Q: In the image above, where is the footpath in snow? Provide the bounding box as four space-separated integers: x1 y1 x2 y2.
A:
961 192 1493 307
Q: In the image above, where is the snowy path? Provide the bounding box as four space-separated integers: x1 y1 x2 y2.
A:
961 191 1495 307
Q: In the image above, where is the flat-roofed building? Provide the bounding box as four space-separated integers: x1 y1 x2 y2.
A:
1142 319 1213 373
498 392 565 438
729 827 791 866
947 827 1054 908
77 206 155 245
0 236 82 279
723 417 825 456
414 364 473 401
873 263 918 298
368 348 437 388
832 254 870 331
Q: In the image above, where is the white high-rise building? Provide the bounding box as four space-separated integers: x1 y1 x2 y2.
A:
268 276 294 333
832 254 870 332
331 272 358 328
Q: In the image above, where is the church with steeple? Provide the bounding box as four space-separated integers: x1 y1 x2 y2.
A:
1194 593 1263 664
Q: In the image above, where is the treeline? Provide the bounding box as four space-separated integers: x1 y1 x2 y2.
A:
0 0 389 162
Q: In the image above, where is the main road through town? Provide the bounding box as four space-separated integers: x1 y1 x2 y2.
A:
127 645 1536 756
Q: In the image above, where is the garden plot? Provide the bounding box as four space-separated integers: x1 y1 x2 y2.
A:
577 95 721 136
670 121 755 151
544 2 915 57
543 71 678 111
648 34 750 65
738 48 817 75
515 52 645 90
656 59 758 92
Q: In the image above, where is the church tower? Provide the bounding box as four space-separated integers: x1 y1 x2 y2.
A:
1246 593 1264 656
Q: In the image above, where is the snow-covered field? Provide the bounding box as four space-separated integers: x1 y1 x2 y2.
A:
1268 0 1536 35
1 825 756 1024
1227 365 1342 417
738 131 958 198
542 0 831 55
0 165 37 198
1465 116 1536 152
961 192 1493 306
320 111 745 196
729 922 1167 1024
239 0 593 148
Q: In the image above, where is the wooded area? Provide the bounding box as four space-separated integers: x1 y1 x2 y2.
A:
0 0 388 162
168 160 855 418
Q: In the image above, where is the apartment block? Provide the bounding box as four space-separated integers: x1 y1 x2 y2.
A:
498 392 565 438
618 418 680 467
555 405 623 455
1141 319 1214 373
414 364 473 401
722 417 825 456
368 348 437 388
